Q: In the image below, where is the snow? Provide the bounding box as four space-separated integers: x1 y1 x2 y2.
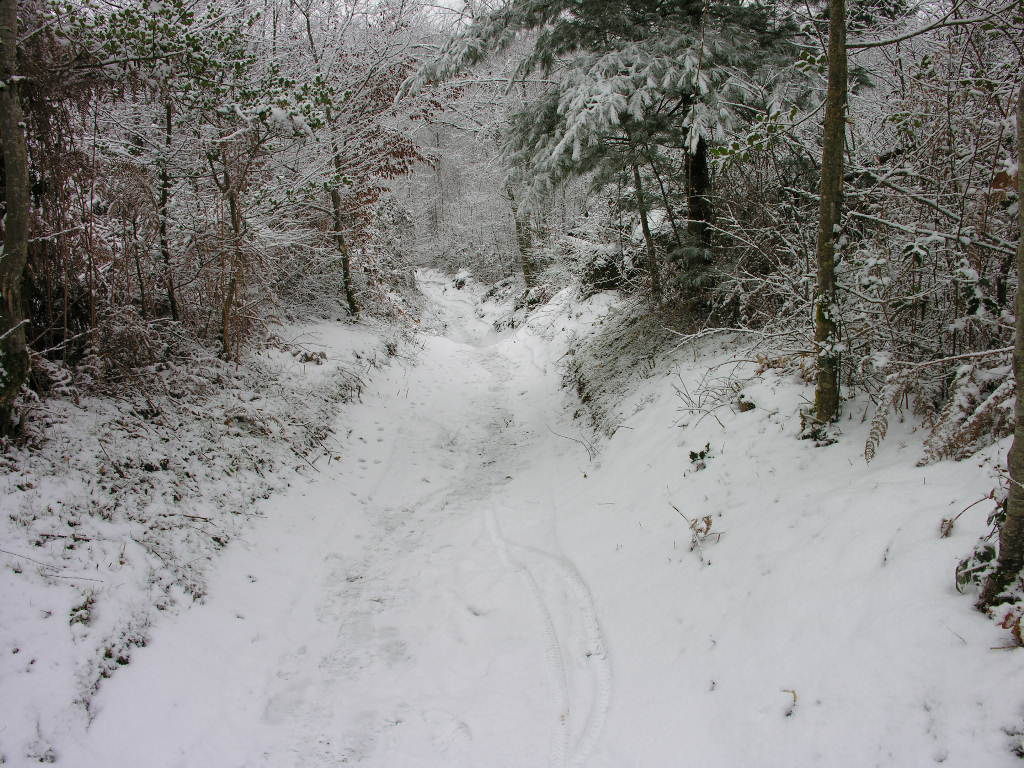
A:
0 320 391 765
5 270 1024 766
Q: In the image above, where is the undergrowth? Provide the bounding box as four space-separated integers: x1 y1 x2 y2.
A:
0 319 399 750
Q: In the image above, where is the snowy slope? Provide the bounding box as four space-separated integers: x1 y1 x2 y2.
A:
0 320 391 765
24 270 1024 767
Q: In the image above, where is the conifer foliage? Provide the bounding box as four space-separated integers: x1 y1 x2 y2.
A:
409 0 796 303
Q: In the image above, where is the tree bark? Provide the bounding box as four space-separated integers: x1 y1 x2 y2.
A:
160 100 179 321
331 148 359 318
979 82 1024 608
686 136 713 247
297 13 358 319
506 185 536 289
812 0 847 426
632 162 662 305
222 185 243 361
0 0 30 435
131 218 147 319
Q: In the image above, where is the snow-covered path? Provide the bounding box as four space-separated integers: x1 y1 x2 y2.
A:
51 270 1024 768
58 271 610 768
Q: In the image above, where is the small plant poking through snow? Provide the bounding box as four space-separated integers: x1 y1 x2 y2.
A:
673 369 745 429
955 471 1008 594
799 407 840 446
69 593 95 627
941 490 998 539
689 443 711 471
997 607 1024 647
1006 726 1024 759
295 350 327 365
671 503 722 566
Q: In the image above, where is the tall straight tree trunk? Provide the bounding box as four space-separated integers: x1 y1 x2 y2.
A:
331 147 359 318
632 162 662 305
979 82 1024 608
812 0 847 425
160 101 179 321
222 186 243 361
686 136 713 247
0 0 30 435
506 185 536 289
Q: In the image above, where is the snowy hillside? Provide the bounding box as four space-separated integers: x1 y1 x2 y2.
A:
0 320 398 764
0 270 1013 767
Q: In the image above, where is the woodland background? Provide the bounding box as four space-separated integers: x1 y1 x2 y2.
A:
1 0 1023 641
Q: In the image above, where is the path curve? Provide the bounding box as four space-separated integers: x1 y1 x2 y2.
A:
57 269 612 768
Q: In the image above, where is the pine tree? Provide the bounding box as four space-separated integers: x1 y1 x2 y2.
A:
412 0 795 302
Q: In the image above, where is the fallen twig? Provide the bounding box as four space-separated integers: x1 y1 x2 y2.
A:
546 425 595 461
0 548 105 583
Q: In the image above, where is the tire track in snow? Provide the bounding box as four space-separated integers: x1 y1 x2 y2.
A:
422 272 612 765
471 345 612 766
484 506 571 768
483 505 612 768
514 542 612 767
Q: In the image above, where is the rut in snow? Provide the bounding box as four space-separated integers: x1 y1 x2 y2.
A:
423 270 613 768
54 271 614 768
485 505 613 768
465 332 612 767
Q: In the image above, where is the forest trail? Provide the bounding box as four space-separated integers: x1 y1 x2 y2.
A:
38 270 1024 768
59 271 611 768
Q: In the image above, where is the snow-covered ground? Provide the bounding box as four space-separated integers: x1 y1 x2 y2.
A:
0 319 391 765
7 269 1024 766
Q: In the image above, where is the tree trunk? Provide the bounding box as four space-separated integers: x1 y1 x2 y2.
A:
222 184 244 361
686 136 713 247
0 0 30 435
812 0 847 426
646 150 684 251
331 149 359 318
506 185 536 289
632 162 662 305
979 82 1024 608
132 218 147 319
299 16 358 319
160 100 179 321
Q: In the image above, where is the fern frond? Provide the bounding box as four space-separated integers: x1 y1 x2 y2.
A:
864 377 904 463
